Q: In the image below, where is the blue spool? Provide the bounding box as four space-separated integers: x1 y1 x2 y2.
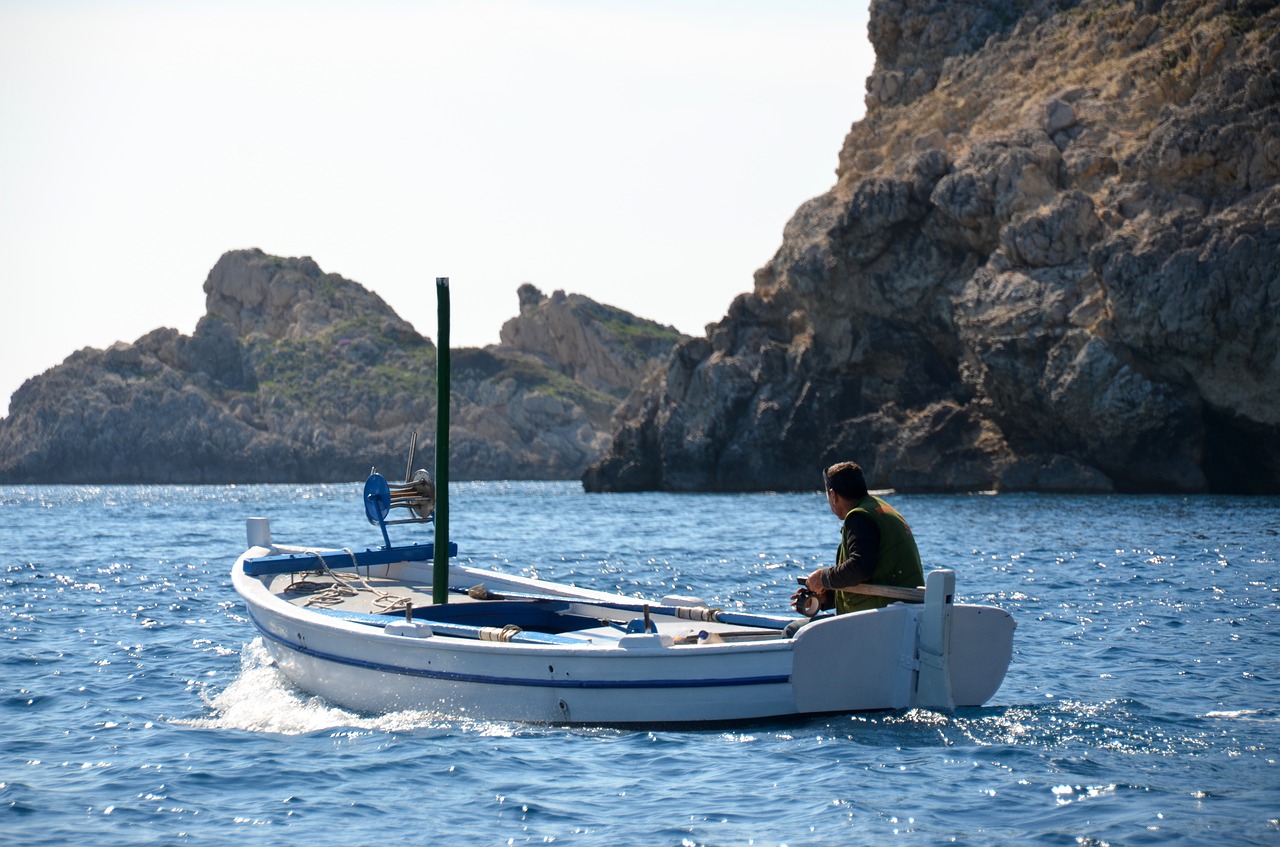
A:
364 472 393 547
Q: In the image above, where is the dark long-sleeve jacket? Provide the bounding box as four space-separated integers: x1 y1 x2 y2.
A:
817 511 880 591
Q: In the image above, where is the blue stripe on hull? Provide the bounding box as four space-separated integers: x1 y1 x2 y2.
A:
250 611 790 690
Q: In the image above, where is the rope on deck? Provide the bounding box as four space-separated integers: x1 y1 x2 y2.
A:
479 624 524 642
287 549 414 615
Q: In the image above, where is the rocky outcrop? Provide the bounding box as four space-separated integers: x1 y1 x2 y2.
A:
586 0 1280 494
500 284 683 399
0 249 685 483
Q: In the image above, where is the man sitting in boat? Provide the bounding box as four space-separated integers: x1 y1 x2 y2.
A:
794 461 924 615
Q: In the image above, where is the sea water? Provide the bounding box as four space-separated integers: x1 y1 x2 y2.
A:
1 482 1277 846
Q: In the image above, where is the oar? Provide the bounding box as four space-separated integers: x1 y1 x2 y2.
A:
313 607 591 645
452 585 797 631
844 583 926 602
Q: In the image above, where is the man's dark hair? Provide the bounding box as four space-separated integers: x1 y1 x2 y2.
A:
824 461 869 500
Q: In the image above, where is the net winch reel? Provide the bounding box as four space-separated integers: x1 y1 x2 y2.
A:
364 431 436 548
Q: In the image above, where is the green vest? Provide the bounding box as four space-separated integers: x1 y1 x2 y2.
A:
834 495 924 614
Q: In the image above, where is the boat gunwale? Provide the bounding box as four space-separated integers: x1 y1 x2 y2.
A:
232 551 798 660
247 606 796 691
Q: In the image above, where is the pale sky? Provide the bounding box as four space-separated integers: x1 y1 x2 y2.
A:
0 0 874 416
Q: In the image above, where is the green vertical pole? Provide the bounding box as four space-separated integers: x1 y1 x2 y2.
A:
433 277 450 605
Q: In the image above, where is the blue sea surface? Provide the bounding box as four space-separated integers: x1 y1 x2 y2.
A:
2 482 1277 845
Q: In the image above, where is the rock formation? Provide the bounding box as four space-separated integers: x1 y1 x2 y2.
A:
500 284 680 398
585 0 1280 494
0 249 685 483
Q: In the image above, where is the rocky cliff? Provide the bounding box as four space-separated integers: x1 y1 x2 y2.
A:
585 0 1280 494
0 249 685 483
500 284 682 398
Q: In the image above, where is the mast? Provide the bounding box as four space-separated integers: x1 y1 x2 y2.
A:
433 277 450 604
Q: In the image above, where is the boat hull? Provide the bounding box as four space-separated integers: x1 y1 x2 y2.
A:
232 548 1015 725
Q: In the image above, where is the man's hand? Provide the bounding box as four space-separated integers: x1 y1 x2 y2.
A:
791 572 827 616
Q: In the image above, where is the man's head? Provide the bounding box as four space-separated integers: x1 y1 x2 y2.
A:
823 461 869 502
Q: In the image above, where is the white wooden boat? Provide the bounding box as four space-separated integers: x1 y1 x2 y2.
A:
230 481 1015 725
230 279 1014 724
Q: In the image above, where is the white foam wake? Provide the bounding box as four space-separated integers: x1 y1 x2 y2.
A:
180 638 518 736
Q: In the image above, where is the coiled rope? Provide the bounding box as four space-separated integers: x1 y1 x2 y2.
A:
479 624 524 642
285 549 414 615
